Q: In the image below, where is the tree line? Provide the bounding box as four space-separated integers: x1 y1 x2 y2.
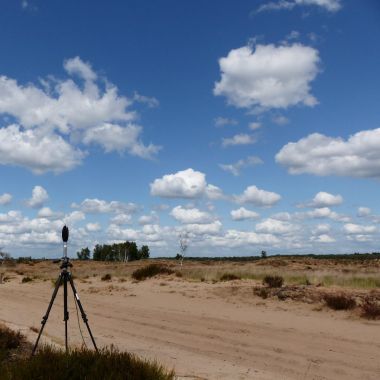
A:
77 241 150 261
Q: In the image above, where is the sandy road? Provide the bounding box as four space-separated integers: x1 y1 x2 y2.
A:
1 277 379 379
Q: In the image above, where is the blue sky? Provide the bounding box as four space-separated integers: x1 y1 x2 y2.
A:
0 0 380 258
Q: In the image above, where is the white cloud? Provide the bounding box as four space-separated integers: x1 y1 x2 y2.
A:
0 57 159 173
311 234 335 243
257 0 342 13
37 207 63 220
272 115 289 125
256 218 297 234
235 185 281 207
133 91 159 108
208 229 279 247
86 222 101 232
231 207 260 221
0 193 12 206
150 169 207 199
343 223 376 235
214 117 238 127
26 186 49 208
309 191 343 207
248 122 262 130
180 221 222 236
205 184 225 200
219 156 263 176
138 212 159 225
72 198 138 214
312 223 331 235
357 207 371 217
270 212 291 221
171 206 213 224
82 123 160 159
214 43 320 111
276 128 380 178
297 207 350 222
110 213 132 225
222 133 256 147
0 125 84 174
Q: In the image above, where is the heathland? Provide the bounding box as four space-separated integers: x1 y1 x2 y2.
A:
0 256 379 379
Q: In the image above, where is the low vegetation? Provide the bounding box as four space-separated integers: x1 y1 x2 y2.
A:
323 293 356 310
361 298 380 319
220 273 241 281
132 264 174 281
263 275 284 288
21 276 33 283
101 273 112 281
0 325 174 380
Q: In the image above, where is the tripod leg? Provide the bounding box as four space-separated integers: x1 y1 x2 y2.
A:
32 273 63 355
63 272 69 353
69 275 99 352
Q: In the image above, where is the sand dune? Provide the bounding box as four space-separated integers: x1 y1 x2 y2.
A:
1 271 379 380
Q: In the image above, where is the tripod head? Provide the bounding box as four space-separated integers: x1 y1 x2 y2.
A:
54 225 73 270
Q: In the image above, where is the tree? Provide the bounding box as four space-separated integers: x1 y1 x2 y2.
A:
178 233 189 268
77 247 90 260
139 245 150 259
261 250 267 259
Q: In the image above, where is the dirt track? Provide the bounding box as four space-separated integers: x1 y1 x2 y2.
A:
1 277 380 379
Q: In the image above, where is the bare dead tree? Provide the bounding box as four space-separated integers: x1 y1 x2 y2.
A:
178 232 189 269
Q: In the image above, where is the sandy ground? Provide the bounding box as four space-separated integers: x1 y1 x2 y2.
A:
0 275 380 380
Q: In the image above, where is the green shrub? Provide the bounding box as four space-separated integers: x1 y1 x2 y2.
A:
263 275 283 288
132 264 174 281
1 346 174 380
323 293 356 310
220 273 241 281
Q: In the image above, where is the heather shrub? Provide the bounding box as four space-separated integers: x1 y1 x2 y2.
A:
263 275 283 288
323 293 356 310
132 264 174 281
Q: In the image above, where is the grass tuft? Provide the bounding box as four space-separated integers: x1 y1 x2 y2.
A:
101 273 112 281
21 276 33 283
263 275 283 288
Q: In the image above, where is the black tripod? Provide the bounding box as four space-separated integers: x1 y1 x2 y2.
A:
32 226 98 355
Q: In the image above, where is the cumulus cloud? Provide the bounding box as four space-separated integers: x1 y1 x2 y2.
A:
179 221 222 236
133 91 159 108
214 117 238 127
110 213 132 225
0 193 12 206
235 185 281 207
86 222 101 232
276 128 380 178
301 191 343 208
37 207 63 220
170 206 213 224
343 223 376 235
138 212 159 225
219 156 263 176
72 198 138 214
26 186 49 208
231 207 260 221
297 207 350 222
357 207 371 217
256 0 342 13
256 218 297 234
207 229 279 247
0 57 159 173
310 234 335 243
214 43 320 111
82 123 160 158
150 169 223 200
0 125 84 174
222 133 256 147
248 122 262 130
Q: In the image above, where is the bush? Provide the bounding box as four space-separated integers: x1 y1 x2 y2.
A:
1 346 174 380
132 264 174 281
101 274 112 281
254 287 269 299
263 275 283 288
361 298 380 319
0 324 24 362
323 293 356 310
220 273 241 281
21 277 33 283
